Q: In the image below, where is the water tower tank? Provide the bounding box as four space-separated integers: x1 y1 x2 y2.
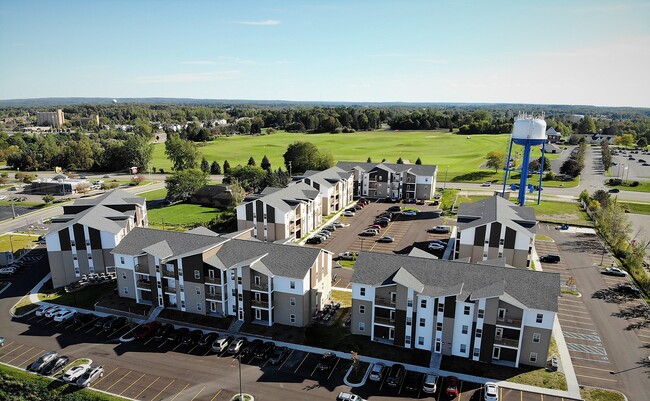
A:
512 116 547 145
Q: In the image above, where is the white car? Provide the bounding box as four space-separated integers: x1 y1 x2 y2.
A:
369 362 385 381
0 268 14 276
54 310 76 322
402 210 417 216
35 305 58 317
428 242 446 251
62 363 91 383
481 182 492 187
422 373 438 393
0 195 6 200
484 382 499 401
343 211 355 217
45 307 65 318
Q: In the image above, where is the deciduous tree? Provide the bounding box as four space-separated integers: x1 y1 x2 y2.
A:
486 150 505 172
165 169 208 201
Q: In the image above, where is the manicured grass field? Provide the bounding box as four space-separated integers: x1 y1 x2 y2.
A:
137 188 167 201
607 180 650 193
0 234 39 255
151 130 512 182
37 281 117 309
147 202 217 228
619 201 650 215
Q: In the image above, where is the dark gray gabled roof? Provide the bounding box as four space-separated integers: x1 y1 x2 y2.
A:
72 188 145 207
215 239 322 279
300 167 352 188
456 196 537 234
352 252 559 312
111 227 226 260
48 205 132 234
245 182 320 212
336 161 437 177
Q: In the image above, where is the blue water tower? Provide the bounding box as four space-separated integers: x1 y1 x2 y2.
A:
501 114 547 206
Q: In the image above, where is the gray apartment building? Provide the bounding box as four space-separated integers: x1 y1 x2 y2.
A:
336 161 438 201
45 189 147 288
295 166 355 216
111 227 332 327
350 252 559 368
454 196 537 269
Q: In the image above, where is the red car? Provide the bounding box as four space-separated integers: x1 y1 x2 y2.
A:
446 376 459 398
133 321 161 340
367 224 382 231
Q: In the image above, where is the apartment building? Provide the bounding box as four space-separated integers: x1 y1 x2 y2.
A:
295 166 354 216
45 189 147 288
236 182 322 242
350 252 559 368
336 161 438 201
36 109 65 127
454 196 537 269
111 227 332 327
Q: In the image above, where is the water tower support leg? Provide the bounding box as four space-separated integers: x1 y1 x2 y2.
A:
502 140 514 198
538 142 546 205
518 142 532 205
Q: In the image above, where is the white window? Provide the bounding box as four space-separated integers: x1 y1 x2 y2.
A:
230 270 235 280
530 352 538 363
122 272 126 280
460 344 467 353
290 297 296 306
120 256 125 264
290 281 295 289
359 322 365 331
418 336 424 345
533 333 541 343
405 335 411 345
478 309 484 319
197 303 202 311
419 318 426 327
123 287 128 295
536 313 543 323
421 299 427 308
231 289 236 296
464 306 470 315
181 301 185 309
462 325 468 334
359 305 365 314
389 310 396 322
290 314 296 323
498 308 506 320
255 276 261 286
194 270 200 280
238 294 243 302
476 328 482 338
360 287 366 296
390 292 396 304
437 303 444 312
407 299 413 307
237 276 242 285
255 293 262 302
208 269 215 279
436 322 443 331
196 287 201 295
473 348 480 357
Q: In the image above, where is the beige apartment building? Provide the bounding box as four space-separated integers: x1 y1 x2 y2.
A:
36 109 65 127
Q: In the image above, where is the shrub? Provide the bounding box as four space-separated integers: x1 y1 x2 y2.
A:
630 181 639 187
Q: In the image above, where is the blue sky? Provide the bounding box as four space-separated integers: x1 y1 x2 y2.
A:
1 0 649 107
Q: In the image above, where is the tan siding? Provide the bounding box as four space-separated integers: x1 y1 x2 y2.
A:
520 326 552 368
351 299 372 336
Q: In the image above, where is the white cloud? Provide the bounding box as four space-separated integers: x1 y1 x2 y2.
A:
135 71 240 84
181 60 217 65
234 19 280 26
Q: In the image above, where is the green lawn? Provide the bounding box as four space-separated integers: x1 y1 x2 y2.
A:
607 180 650 193
0 234 39 255
619 201 650 215
151 130 514 182
147 202 218 228
137 188 167 201
580 387 625 401
37 281 117 309
528 199 590 225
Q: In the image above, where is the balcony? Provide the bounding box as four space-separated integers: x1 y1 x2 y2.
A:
375 297 396 308
205 292 223 301
496 317 522 328
494 337 520 348
136 280 152 290
374 316 395 326
205 276 222 285
251 299 270 308
252 282 269 291
134 264 149 274
163 285 176 294
162 269 175 278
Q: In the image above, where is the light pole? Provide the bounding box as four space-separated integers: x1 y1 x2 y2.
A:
625 166 630 183
288 161 292 178
238 353 243 401
443 165 449 190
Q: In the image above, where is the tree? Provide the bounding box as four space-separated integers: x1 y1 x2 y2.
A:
282 141 334 174
131 174 145 185
396 157 404 164
614 133 635 148
415 157 422 165
223 160 231 174
261 155 271 171
247 156 256 167
210 161 221 174
638 137 648 148
560 159 581 177
165 169 208 201
367 157 372 163
164 132 200 171
223 165 267 193
579 190 590 204
200 157 210 173
122 134 154 171
595 204 632 251
486 150 505 172
592 189 611 209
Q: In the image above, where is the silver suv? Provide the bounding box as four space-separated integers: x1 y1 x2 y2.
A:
76 365 104 387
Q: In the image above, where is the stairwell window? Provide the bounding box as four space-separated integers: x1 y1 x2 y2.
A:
460 344 467 353
530 352 538 363
421 299 427 308
419 318 426 327
533 333 541 343
290 297 296 306
436 322 443 332
120 257 125 264
536 313 543 323
464 306 470 315
290 281 296 289
359 305 365 314
360 287 366 296
476 328 482 338
478 309 484 319
290 314 296 323
437 303 444 312
196 287 201 295
462 325 468 334
194 270 200 280
407 299 413 308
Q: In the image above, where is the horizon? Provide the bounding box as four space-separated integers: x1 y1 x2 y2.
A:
1 0 649 108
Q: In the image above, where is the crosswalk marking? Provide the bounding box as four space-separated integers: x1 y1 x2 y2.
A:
564 332 602 342
566 342 608 356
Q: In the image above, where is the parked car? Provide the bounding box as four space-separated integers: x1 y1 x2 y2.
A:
76 365 104 387
333 221 348 228
254 341 276 359
369 362 386 382
133 321 161 340
386 363 406 387
539 254 561 263
481 182 492 187
212 335 234 353
41 355 69 375
432 210 443 218
198 332 218 347
387 206 401 212
602 267 627 276
402 210 417 216
227 337 248 354
484 382 499 401
0 337 4 347
616 283 641 296
154 323 174 340
62 363 91 383
269 346 289 364
428 242 446 251
316 352 337 370
338 251 358 260
608 188 620 193
242 339 264 357
373 219 389 227
94 315 115 329
324 224 337 231
306 236 324 244
359 230 377 236
174 327 190 343
318 230 332 238
35 305 57 317
45 307 65 318
0 267 14 276
54 310 76 322
377 236 394 243
428 225 451 234
29 351 59 372
422 373 439 394
404 370 423 391
336 392 365 401
183 329 203 345
72 313 94 326
343 211 355 217
446 376 460 398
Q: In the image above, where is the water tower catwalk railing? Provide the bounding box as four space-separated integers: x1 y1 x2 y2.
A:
501 114 547 206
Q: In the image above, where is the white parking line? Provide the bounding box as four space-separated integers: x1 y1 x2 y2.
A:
563 332 602 342
566 342 607 356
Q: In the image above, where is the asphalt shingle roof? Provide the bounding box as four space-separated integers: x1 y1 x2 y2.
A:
72 188 145 207
48 205 132 234
111 228 226 260
456 196 537 234
352 252 559 312
246 182 320 212
336 161 437 177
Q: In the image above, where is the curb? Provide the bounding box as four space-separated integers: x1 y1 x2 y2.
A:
343 362 371 387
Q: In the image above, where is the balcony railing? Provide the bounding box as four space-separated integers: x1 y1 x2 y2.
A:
134 264 149 274
205 276 222 285
494 337 519 348
136 280 151 290
375 297 396 307
251 299 270 308
205 292 223 301
496 317 522 328
252 282 269 291
163 285 176 294
374 316 395 326
162 269 175 278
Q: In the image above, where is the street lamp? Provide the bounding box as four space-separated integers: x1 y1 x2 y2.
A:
443 165 449 190
238 353 243 401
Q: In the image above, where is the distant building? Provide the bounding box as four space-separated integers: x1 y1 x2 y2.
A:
36 109 65 128
191 185 236 208
569 114 584 124
30 177 91 195
545 127 562 143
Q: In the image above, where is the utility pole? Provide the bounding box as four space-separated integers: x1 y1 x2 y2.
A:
443 165 449 190
288 161 292 178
